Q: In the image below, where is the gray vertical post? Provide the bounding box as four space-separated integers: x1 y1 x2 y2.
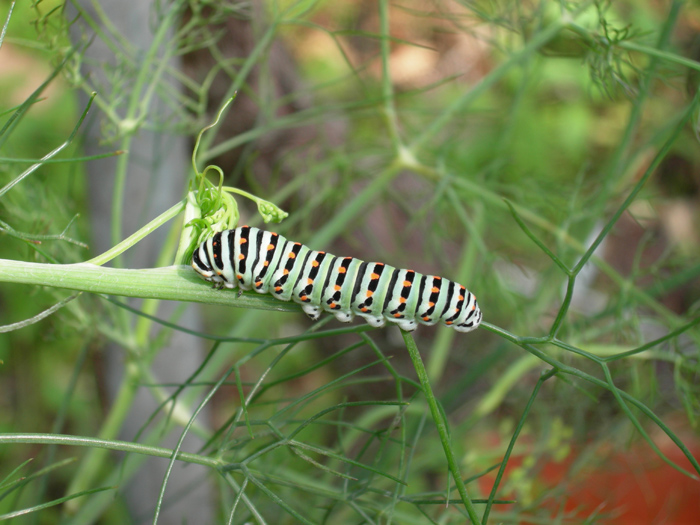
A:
70 1 213 522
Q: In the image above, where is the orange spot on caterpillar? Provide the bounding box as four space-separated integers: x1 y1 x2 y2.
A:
431 287 440 293
237 274 243 280
300 295 308 301
267 244 275 250
288 252 296 259
264 261 269 266
446 321 453 325
471 304 476 310
458 295 464 301
429 302 435 307
403 281 412 287
422 316 430 321
393 313 402 318
312 260 320 267
238 254 245 260
239 238 247 244
334 285 341 291
275 286 282 292
361 307 368 312
399 297 406 303
307 278 314 285
283 269 289 275
434 276 441 281
329 302 337 308
366 291 373 297
371 273 380 280
255 281 262 287
338 267 347 273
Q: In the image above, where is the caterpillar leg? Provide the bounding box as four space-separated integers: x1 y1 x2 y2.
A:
302 304 322 321
332 311 354 323
359 314 386 328
394 319 417 332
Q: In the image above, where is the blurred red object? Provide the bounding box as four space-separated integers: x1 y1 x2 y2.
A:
479 434 700 523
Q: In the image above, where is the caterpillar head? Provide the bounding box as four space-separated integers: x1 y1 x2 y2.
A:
191 241 215 280
191 237 231 288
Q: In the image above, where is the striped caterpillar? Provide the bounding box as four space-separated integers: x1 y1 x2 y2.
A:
192 226 482 333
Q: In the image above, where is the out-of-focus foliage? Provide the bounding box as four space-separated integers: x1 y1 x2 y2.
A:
0 0 699 523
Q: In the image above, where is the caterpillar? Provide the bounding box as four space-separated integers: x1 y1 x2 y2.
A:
191 226 482 333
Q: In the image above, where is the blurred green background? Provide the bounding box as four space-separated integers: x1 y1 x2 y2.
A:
1 0 699 523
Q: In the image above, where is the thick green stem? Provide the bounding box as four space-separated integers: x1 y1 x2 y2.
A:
0 259 299 313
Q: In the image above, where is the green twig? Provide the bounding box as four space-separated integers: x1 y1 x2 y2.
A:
0 259 299 313
401 331 482 524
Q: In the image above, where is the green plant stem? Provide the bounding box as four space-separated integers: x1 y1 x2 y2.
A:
619 40 700 71
0 433 219 469
482 369 556 523
481 322 700 478
0 93 95 198
0 2 14 50
378 0 401 152
310 163 403 248
450 174 690 329
410 9 575 153
87 199 187 266
59 3 189 510
401 331 482 524
109 2 184 256
197 21 279 160
0 259 298 312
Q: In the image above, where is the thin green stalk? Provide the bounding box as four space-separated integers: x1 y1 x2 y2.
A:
0 2 14 50
108 0 185 256
378 0 401 152
410 9 577 153
0 48 78 147
620 40 700 72
603 317 700 362
450 173 690 329
62 361 143 510
580 1 682 229
0 487 113 521
481 369 556 523
0 151 123 164
0 93 95 198
197 21 279 160
34 339 92 513
153 360 233 524
310 163 403 248
481 322 700 478
87 199 186 266
0 433 219 469
401 331 482 524
573 87 700 276
61 4 191 506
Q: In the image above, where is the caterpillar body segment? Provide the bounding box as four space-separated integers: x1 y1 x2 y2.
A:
192 226 482 333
